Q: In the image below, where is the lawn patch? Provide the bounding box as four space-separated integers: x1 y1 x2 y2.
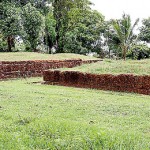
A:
0 78 149 149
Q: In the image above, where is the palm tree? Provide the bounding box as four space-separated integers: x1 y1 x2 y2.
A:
112 14 139 60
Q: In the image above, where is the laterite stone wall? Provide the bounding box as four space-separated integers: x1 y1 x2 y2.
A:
43 70 150 95
0 59 99 80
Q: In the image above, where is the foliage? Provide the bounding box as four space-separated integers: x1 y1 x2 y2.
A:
14 40 26 52
103 20 122 57
0 2 23 51
1 0 150 60
112 14 139 60
63 29 85 54
52 0 104 53
22 3 44 51
64 9 104 54
52 0 73 52
44 12 56 53
139 17 150 43
127 44 150 60
0 33 7 52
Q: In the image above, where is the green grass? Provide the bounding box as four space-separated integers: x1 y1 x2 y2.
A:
0 78 149 149
62 59 150 75
0 52 97 61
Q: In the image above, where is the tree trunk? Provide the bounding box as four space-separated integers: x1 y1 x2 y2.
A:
122 46 127 60
7 36 15 52
7 36 11 52
109 49 111 58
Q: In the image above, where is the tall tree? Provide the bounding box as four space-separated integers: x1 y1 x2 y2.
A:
139 17 150 43
52 0 72 52
112 14 139 60
103 21 122 58
22 3 44 51
0 2 23 51
64 9 104 54
44 12 56 53
52 0 103 53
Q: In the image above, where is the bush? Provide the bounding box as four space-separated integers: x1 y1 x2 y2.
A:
127 44 150 60
0 38 7 52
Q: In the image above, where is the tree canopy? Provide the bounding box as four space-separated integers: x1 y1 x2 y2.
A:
0 0 150 60
22 3 44 51
0 2 23 51
111 14 139 60
139 17 150 43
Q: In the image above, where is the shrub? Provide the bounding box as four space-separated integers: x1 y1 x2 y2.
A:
127 44 150 60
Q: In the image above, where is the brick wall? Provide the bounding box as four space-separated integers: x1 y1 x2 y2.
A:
0 59 99 80
43 70 150 95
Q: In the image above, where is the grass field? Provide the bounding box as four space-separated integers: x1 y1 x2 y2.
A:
0 78 149 150
0 52 97 61
62 59 150 75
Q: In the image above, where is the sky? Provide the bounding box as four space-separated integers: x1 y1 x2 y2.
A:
90 0 150 22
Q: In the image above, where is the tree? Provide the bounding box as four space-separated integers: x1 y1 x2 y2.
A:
44 12 56 53
0 0 104 54
112 14 139 60
52 0 94 53
102 20 122 58
0 2 23 51
22 3 44 51
52 0 73 52
17 0 52 15
139 17 150 43
52 0 104 54
127 44 150 60
0 32 7 52
64 9 104 54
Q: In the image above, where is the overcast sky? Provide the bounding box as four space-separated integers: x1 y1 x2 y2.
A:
91 0 150 22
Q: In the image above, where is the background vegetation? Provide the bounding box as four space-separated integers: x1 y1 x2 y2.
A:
0 0 150 60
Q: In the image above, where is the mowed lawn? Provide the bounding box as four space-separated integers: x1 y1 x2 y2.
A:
0 78 149 150
62 59 150 75
0 52 97 61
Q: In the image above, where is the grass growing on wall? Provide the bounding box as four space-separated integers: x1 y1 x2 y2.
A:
0 78 149 149
62 59 150 75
